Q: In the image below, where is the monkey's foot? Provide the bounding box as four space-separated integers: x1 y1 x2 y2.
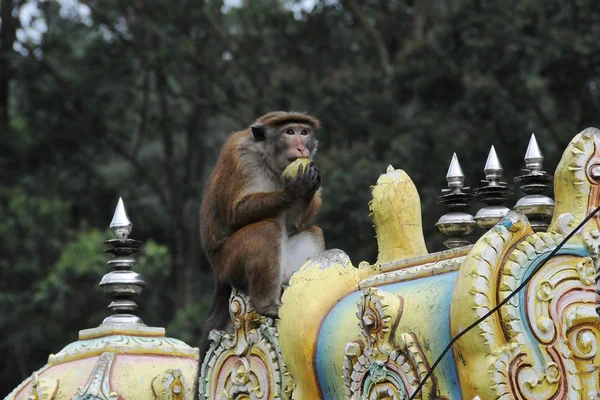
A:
280 284 289 298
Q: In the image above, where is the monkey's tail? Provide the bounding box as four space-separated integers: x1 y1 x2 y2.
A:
199 280 232 355
195 280 232 399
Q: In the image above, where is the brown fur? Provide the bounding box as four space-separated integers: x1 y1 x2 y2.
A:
196 112 325 385
254 111 320 129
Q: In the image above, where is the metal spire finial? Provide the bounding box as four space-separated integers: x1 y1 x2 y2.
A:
447 153 464 178
446 153 465 193
110 197 133 239
98 198 146 326
436 153 476 249
484 145 503 184
474 145 511 229
524 133 544 172
514 134 554 232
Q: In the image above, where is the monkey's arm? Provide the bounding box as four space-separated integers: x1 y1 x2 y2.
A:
230 191 293 230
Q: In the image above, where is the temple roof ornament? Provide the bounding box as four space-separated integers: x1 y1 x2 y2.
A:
5 198 198 400
474 145 511 229
98 197 147 327
514 133 555 232
436 153 477 249
6 127 600 400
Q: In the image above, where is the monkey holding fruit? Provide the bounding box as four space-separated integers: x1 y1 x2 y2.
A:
198 111 325 356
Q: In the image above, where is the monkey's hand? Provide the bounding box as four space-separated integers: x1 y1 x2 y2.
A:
283 162 321 201
308 163 322 195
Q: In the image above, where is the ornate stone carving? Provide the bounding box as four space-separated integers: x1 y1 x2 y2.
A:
452 209 600 399
359 256 464 288
492 230 600 399
343 288 441 400
27 372 58 400
451 211 533 398
73 352 118 400
151 369 189 400
198 290 294 400
48 334 198 365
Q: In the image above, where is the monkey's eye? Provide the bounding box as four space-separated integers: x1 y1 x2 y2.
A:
285 129 294 135
301 129 308 136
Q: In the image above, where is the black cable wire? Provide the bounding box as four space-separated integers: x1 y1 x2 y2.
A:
409 205 600 400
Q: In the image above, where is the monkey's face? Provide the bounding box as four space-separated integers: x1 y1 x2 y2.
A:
272 123 318 173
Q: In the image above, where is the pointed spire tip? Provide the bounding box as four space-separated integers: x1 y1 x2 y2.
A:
525 133 543 161
446 153 464 179
484 145 502 172
110 197 132 239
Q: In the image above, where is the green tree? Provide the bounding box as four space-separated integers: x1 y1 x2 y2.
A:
1 0 599 394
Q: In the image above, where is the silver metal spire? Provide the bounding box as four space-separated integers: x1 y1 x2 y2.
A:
524 133 544 172
99 198 146 326
446 153 465 193
484 145 503 185
110 197 133 239
447 153 464 178
474 145 511 229
436 153 476 249
514 134 554 232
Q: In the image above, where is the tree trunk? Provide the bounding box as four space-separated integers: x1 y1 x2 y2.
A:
0 0 19 130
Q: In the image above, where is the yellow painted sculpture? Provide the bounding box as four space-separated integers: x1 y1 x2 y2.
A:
5 128 600 399
370 166 428 264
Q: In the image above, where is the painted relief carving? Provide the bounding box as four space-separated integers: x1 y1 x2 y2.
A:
7 128 600 400
343 287 441 400
73 352 118 400
152 369 189 400
583 228 600 319
198 290 293 400
27 372 58 400
48 334 197 365
494 232 583 399
452 209 600 399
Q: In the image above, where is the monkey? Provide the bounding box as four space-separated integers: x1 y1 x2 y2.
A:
197 111 326 362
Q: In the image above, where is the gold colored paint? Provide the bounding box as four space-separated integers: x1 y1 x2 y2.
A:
370 166 428 265
277 251 371 400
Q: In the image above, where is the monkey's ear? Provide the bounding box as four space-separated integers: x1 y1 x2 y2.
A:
251 124 265 142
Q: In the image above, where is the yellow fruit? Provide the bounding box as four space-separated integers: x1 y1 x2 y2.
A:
281 158 312 182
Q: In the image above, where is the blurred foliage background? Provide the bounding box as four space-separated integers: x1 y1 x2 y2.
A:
1 0 599 393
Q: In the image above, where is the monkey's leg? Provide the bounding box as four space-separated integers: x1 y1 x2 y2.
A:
219 219 284 319
282 225 325 285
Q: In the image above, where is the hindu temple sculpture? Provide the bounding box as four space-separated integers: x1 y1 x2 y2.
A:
6 127 600 399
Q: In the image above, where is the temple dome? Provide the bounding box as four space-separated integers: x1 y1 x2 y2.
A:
5 199 199 400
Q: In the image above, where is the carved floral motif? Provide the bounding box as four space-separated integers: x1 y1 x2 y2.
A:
452 209 600 399
343 287 442 400
496 232 600 399
151 369 189 400
198 290 293 400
